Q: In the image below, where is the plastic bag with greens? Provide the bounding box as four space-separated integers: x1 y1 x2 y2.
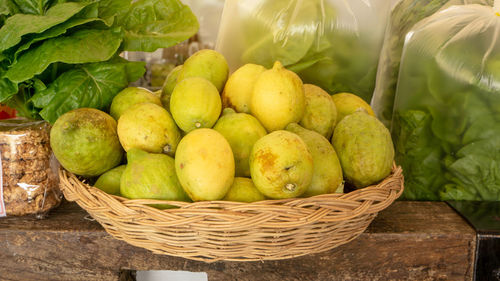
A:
215 0 390 103
392 3 500 201
372 0 493 127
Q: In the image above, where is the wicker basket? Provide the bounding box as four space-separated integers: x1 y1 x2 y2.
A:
60 165 403 262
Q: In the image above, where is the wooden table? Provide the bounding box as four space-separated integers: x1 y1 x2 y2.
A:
0 201 475 281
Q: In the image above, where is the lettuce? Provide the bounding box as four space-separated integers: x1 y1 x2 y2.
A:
392 5 500 201
0 0 199 122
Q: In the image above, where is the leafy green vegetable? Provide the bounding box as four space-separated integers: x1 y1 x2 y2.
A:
31 57 145 123
0 2 90 52
13 0 52 15
392 4 500 201
0 0 198 122
118 0 199 52
0 0 20 17
12 16 107 64
372 0 493 127
393 110 445 200
5 28 123 83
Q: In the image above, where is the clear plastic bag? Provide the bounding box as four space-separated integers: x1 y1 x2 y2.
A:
215 0 390 102
0 119 61 217
392 3 500 201
183 0 225 49
372 0 493 127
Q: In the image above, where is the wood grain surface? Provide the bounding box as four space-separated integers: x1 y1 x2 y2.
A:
0 201 475 281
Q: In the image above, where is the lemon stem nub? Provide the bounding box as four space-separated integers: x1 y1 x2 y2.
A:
163 144 172 154
285 183 296 192
195 122 201 128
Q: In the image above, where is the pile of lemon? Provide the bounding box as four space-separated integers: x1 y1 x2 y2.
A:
50 49 394 204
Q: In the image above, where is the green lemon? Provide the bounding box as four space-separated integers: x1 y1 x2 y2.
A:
300 84 337 139
213 108 267 177
120 149 190 206
50 108 123 177
170 77 222 133
94 165 126 195
117 103 181 156
177 49 229 92
109 87 162 120
223 177 266 203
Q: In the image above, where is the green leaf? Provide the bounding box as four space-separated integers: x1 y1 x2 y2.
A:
5 28 123 83
6 84 40 119
393 110 445 200
13 0 52 15
445 136 500 200
0 2 90 52
118 0 199 52
0 78 18 102
0 0 20 16
31 57 145 123
0 65 18 103
11 3 106 63
97 0 130 24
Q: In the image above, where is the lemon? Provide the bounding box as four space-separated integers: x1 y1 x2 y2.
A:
331 92 375 123
222 63 266 113
286 123 343 196
170 77 222 133
50 108 123 177
120 149 190 205
177 49 229 92
94 165 126 195
250 61 305 132
161 65 183 110
300 84 337 139
250 130 313 199
175 129 235 201
332 111 394 188
223 177 266 203
109 87 162 120
213 108 267 177
117 103 181 156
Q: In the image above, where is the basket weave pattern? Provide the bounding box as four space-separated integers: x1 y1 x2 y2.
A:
60 165 403 262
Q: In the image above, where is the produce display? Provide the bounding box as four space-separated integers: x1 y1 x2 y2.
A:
0 0 199 123
50 49 396 204
215 0 390 103
392 4 500 201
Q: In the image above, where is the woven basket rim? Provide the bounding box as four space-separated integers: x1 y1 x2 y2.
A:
59 164 404 262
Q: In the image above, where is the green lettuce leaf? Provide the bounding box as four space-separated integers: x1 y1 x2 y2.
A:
0 0 20 17
97 0 130 24
393 110 445 200
13 0 52 15
5 28 123 83
0 63 18 102
0 2 90 52
0 78 18 102
444 136 500 200
10 2 106 63
118 0 199 52
31 57 145 123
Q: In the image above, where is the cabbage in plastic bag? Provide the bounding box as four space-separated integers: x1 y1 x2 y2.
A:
392 3 500 201
372 0 493 127
216 0 390 103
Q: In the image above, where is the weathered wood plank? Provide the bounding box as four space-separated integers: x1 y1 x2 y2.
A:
0 201 475 281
